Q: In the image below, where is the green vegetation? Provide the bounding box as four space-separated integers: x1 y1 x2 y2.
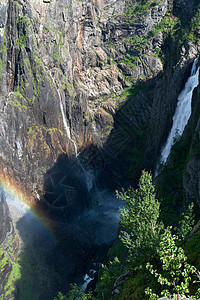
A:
99 172 199 299
115 0 180 73
9 91 28 112
146 228 200 299
0 233 21 298
124 0 161 22
188 9 200 43
27 125 63 155
0 35 6 82
184 230 200 268
95 257 125 299
54 284 94 300
146 227 200 300
17 16 31 49
117 171 163 262
46 26 66 65
156 133 193 226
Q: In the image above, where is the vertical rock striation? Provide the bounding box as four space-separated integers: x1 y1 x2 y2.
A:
0 0 199 205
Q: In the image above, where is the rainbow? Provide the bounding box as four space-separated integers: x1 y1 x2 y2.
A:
0 174 55 237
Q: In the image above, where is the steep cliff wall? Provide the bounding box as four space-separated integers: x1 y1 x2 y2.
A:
0 0 180 199
0 0 199 214
0 0 200 298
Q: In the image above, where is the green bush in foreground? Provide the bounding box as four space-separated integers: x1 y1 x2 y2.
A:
146 228 200 300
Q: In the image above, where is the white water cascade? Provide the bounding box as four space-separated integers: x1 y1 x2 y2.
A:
58 89 78 157
49 71 78 157
155 56 199 176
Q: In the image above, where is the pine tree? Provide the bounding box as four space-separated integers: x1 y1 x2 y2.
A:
117 170 163 262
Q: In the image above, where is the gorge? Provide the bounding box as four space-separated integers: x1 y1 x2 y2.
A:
0 0 200 299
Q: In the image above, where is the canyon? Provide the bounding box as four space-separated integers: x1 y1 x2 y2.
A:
0 0 200 299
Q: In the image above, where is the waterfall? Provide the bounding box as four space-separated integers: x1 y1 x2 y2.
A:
58 89 78 157
155 56 199 176
49 71 96 192
49 71 78 157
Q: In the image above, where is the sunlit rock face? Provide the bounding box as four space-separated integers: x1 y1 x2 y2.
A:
0 0 172 202
0 0 199 208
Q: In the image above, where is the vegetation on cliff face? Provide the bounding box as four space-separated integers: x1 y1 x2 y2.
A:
0 195 19 300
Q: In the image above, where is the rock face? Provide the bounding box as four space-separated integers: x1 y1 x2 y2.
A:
0 188 18 299
0 0 199 211
0 0 171 201
0 0 199 297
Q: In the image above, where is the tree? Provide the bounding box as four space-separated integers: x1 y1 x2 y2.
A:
117 170 163 262
54 284 94 300
146 228 200 300
95 257 125 300
175 202 195 243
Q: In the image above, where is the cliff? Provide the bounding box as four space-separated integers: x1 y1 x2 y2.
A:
0 0 167 201
0 188 19 299
0 0 198 202
0 0 200 298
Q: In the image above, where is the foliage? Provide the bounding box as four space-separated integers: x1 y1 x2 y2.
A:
117 171 163 262
157 133 192 226
95 257 125 300
108 239 126 262
0 233 21 298
184 230 200 269
175 203 195 243
54 284 94 300
17 16 31 49
187 9 200 43
146 228 200 299
112 266 158 300
10 91 27 112
124 0 161 22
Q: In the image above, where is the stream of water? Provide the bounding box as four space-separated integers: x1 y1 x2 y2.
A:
155 56 199 176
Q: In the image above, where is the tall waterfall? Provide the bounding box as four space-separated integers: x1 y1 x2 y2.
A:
155 56 199 176
58 89 78 157
49 71 78 157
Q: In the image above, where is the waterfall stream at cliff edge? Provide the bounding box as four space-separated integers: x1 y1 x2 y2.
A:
155 56 199 176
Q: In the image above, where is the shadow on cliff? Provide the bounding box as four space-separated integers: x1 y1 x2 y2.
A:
88 59 193 187
14 156 96 299
80 76 163 188
14 154 119 299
